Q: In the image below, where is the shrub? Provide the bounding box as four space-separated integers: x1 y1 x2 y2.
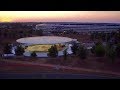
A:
31 52 37 57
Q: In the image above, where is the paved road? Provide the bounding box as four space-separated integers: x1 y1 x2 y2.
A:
0 73 120 79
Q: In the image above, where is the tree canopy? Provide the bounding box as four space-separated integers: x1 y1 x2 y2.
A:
48 45 58 57
15 45 25 56
95 44 105 57
77 45 88 59
3 43 12 54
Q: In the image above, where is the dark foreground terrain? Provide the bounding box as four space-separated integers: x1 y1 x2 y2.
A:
0 60 120 79
0 73 119 79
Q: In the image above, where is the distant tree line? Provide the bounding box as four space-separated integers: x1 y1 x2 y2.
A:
90 30 120 44
0 28 43 39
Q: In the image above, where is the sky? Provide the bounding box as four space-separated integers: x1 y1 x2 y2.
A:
0 11 120 23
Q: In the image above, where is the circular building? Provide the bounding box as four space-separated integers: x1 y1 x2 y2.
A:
16 36 74 57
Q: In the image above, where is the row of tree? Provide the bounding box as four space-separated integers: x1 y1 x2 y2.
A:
90 31 120 44
3 44 24 55
0 29 43 39
92 42 120 62
2 42 98 60
70 40 120 63
3 43 38 58
3 41 120 63
3 44 58 58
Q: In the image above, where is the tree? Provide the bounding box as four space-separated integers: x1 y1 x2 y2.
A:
77 45 88 59
95 44 105 57
91 45 95 54
3 43 12 54
31 52 37 57
71 42 78 55
48 45 58 57
91 41 102 54
116 43 120 57
15 45 25 56
0 53 2 60
90 33 95 40
106 33 111 42
97 32 103 40
36 30 43 36
106 45 116 63
63 49 68 60
101 32 106 41
95 41 102 46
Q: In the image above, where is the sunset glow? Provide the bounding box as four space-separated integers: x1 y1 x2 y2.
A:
0 11 120 23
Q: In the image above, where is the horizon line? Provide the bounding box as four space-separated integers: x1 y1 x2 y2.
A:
0 21 120 24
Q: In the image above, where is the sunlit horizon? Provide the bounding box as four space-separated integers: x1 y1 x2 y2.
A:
0 11 120 23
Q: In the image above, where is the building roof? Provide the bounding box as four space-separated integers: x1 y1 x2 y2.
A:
16 36 73 45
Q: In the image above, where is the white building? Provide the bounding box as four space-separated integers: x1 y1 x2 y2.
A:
16 36 75 57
